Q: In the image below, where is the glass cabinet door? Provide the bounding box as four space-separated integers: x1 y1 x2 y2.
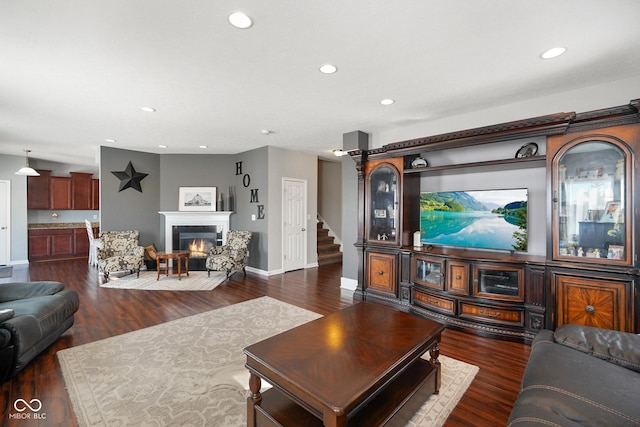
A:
554 140 628 263
368 164 399 244
412 256 444 290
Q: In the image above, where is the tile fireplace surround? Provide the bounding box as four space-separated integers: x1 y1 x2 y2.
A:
159 211 232 255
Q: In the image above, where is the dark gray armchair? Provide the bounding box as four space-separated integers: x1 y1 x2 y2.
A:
0 281 79 382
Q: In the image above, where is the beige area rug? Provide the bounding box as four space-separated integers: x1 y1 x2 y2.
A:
57 297 479 427
100 270 227 291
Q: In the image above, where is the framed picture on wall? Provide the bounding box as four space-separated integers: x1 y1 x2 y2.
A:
178 187 216 211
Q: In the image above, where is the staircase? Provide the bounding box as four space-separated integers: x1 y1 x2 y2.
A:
317 221 342 265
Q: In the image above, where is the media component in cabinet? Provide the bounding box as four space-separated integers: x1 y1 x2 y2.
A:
412 254 444 290
472 264 524 301
551 138 631 264
410 251 536 341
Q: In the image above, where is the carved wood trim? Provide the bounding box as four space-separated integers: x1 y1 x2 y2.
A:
384 112 574 153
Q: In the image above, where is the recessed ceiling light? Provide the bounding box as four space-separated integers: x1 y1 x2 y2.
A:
380 99 395 105
228 12 253 29
105 139 116 143
141 106 156 112
158 145 168 149
319 64 338 74
199 145 208 149
261 129 273 135
540 47 567 59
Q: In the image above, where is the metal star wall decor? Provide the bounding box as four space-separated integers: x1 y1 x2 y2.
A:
111 161 148 192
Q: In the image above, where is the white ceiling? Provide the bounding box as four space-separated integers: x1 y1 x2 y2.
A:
1 1 640 166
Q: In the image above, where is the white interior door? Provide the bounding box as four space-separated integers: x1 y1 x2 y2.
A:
283 178 307 272
0 180 10 265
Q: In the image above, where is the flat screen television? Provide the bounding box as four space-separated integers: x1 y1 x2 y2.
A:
420 188 528 252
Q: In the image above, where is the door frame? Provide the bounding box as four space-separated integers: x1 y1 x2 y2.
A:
282 177 308 272
0 180 11 265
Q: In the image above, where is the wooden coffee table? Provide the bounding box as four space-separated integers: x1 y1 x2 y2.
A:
155 251 190 280
244 302 445 427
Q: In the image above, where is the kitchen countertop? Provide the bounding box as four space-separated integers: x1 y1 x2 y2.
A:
28 222 100 230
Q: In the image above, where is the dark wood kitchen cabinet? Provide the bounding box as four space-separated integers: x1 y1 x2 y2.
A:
92 178 100 210
28 228 90 261
27 171 98 210
49 177 72 210
71 172 93 210
26 169 52 209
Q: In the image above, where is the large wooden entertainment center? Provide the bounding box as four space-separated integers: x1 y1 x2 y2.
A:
352 99 640 343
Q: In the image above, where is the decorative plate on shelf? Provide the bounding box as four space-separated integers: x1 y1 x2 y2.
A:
515 142 538 158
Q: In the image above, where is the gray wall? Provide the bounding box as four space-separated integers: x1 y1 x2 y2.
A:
233 146 269 271
0 155 28 263
267 146 318 271
159 154 236 212
341 155 359 281
318 159 342 242
101 147 276 271
100 146 161 247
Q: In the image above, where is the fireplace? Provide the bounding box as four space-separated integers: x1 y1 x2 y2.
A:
159 211 232 272
172 225 222 270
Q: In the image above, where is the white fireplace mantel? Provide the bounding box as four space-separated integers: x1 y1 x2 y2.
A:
159 211 232 252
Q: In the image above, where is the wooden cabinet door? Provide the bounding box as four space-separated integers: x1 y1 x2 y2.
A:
71 172 92 210
412 255 444 290
366 252 397 295
555 274 632 332
446 261 468 295
27 170 51 209
74 228 89 256
92 179 100 210
51 229 74 256
50 177 72 210
28 231 51 259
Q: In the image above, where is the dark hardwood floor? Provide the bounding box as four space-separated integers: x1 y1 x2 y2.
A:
0 258 530 426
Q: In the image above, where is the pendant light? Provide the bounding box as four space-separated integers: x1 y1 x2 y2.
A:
14 149 40 176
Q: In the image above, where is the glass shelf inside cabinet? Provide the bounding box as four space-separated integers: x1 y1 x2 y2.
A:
557 141 626 260
369 166 398 243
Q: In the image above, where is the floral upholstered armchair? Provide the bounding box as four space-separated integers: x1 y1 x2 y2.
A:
206 230 252 279
98 230 145 282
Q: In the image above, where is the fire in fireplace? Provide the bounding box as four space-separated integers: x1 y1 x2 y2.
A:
188 239 208 258
172 225 221 270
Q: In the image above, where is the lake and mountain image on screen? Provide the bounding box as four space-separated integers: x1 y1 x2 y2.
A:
420 189 528 251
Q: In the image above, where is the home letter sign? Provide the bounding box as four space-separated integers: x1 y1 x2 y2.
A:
236 161 264 220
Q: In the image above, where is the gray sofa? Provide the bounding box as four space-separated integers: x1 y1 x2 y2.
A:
0 281 79 382
508 324 640 426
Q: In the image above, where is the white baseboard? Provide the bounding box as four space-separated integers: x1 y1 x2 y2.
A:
340 277 358 291
245 266 272 276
